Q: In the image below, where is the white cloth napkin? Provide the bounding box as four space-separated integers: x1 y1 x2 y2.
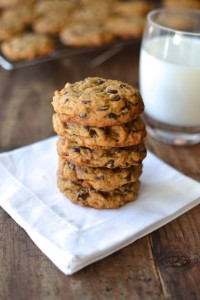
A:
0 136 199 275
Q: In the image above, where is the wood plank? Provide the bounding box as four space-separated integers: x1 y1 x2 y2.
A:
150 205 200 300
146 135 200 181
0 206 165 300
146 135 200 299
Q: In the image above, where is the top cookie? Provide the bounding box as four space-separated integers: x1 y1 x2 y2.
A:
52 77 144 127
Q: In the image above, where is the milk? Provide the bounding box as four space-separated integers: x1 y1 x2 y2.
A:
139 36 200 127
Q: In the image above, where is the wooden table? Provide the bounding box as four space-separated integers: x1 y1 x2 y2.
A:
0 43 199 300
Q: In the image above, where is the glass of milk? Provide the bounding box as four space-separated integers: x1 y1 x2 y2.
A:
139 8 200 145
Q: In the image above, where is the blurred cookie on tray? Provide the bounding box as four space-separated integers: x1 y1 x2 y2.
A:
60 24 115 47
112 0 154 17
1 33 55 61
33 0 75 16
0 0 35 8
33 14 70 36
0 0 156 63
162 0 200 9
0 19 26 41
105 16 146 40
1 6 34 26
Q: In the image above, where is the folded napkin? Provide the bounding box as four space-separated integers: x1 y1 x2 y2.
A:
0 136 199 275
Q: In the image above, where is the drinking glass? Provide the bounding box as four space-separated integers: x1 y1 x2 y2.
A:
139 8 200 145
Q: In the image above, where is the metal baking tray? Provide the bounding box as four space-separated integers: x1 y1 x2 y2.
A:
0 39 139 70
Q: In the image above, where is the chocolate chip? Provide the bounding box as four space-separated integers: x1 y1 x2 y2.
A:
79 113 87 118
105 160 114 168
97 175 104 180
89 129 98 138
107 89 118 94
64 98 69 103
107 113 118 119
71 181 78 184
98 106 109 111
84 126 89 131
101 127 110 135
97 79 105 85
77 191 89 201
98 191 109 198
120 84 126 88
64 91 68 95
125 173 132 181
68 162 76 170
111 95 121 101
82 100 91 104
131 102 139 106
112 168 120 173
72 147 80 153
77 179 84 184
121 101 131 111
124 123 131 133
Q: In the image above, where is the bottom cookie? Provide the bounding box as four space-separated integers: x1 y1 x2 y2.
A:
57 177 140 209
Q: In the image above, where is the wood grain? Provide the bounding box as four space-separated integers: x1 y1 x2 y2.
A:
0 43 199 300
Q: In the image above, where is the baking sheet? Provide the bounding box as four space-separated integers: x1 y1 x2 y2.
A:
0 39 139 70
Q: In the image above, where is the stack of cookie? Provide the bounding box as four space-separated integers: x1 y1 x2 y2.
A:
52 77 147 209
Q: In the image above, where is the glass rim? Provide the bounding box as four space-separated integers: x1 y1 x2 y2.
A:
147 8 200 37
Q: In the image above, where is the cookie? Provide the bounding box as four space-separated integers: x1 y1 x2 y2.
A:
1 6 34 26
1 33 55 61
34 0 75 16
113 1 153 17
70 2 110 24
57 137 147 168
57 177 141 209
105 16 146 40
60 24 115 47
33 14 69 36
162 0 200 9
0 19 26 41
52 77 144 127
53 113 146 148
0 0 35 8
58 157 142 191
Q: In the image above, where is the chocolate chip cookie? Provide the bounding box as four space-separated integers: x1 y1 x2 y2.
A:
60 24 115 47
1 6 34 27
113 1 153 18
162 0 200 9
34 0 75 16
0 19 26 41
52 77 144 127
0 0 35 8
57 177 141 209
1 33 55 61
58 157 142 191
33 14 69 36
57 137 147 168
105 16 146 40
53 113 146 148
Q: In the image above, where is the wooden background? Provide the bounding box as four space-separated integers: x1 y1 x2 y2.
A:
0 43 199 300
